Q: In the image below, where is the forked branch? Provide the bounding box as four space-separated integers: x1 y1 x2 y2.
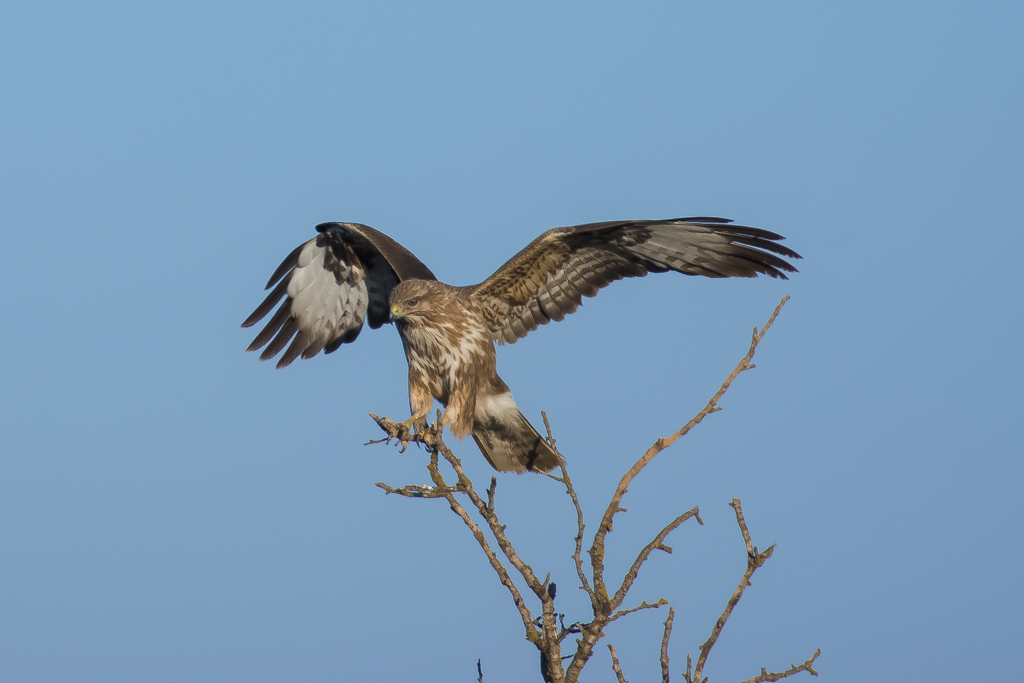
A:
565 296 791 681
370 297 816 683
683 498 818 683
589 296 790 610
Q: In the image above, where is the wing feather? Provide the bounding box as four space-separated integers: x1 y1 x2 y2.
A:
242 222 435 367
265 242 304 290
241 276 290 330
246 300 292 353
471 218 800 343
261 317 299 361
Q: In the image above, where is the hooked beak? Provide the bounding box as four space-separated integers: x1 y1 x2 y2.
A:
389 303 406 322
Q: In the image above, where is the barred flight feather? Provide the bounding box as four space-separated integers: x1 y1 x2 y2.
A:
244 215 800 473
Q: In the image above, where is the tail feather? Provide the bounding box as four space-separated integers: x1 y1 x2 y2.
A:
472 393 559 474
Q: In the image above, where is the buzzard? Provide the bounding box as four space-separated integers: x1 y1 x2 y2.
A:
243 218 800 473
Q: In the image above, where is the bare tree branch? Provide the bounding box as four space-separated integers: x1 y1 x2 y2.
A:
589 296 789 614
607 644 628 683
369 297 816 683
610 598 668 621
690 498 777 683
556 618 583 645
566 297 791 682
733 495 756 553
611 507 702 612
440 447 565 678
543 421 596 614
486 476 497 513
542 412 596 608
374 482 457 498
548 458 598 610
740 649 821 683
376 440 543 648
661 606 675 683
372 414 567 678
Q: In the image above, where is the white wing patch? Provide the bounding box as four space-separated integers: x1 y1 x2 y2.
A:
283 240 368 364
244 236 369 368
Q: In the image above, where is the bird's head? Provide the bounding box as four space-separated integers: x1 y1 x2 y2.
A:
389 279 441 324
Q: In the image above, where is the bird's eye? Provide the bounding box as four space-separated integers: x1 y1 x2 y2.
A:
408 298 419 306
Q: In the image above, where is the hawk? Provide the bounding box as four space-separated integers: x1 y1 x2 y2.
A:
243 218 800 473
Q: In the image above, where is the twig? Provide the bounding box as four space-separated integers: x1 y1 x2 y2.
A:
740 649 821 683
661 606 675 683
610 598 668 621
556 618 584 644
611 507 702 611
733 495 755 552
549 448 595 606
541 411 557 450
544 411 595 609
691 499 776 683
564 297 790 683
486 477 497 512
607 644 628 683
374 482 457 498
589 297 789 612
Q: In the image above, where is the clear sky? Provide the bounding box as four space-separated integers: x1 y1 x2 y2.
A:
2 2 1022 681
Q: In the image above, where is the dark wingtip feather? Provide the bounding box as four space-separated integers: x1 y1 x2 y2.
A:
260 318 298 363
323 337 344 355
241 278 289 328
672 216 734 224
323 325 363 354
264 242 305 290
245 304 291 352
693 220 804 272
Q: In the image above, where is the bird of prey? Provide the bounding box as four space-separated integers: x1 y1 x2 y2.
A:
243 218 800 473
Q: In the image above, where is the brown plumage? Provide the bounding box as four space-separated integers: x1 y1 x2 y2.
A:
243 218 801 473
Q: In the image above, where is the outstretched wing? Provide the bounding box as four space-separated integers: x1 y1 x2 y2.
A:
470 217 801 344
242 222 436 368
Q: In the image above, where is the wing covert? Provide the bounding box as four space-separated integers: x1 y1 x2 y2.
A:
470 218 801 344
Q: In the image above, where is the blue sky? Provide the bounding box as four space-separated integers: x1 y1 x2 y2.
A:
2 2 1022 681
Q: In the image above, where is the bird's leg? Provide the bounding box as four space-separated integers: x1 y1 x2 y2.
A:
395 380 433 446
440 377 477 441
